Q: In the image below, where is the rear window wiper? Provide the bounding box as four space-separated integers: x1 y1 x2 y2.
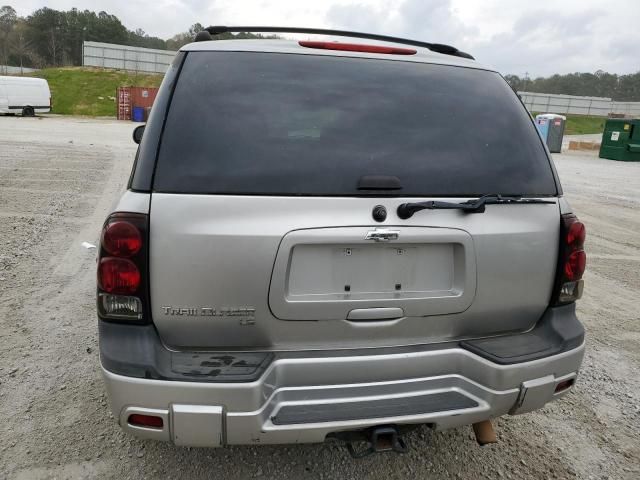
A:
397 194 556 219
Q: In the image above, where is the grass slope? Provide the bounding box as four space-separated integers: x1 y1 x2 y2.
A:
31 67 163 117
563 115 606 135
532 112 606 135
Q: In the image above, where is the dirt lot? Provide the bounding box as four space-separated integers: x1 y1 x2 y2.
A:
0 116 639 479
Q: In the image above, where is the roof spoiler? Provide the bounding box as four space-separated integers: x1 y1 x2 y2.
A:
195 26 475 60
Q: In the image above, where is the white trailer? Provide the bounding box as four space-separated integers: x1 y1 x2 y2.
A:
0 76 51 116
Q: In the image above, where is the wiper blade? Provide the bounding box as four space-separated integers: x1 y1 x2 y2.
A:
397 195 555 219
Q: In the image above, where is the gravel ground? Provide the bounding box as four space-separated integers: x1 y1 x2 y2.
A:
0 116 639 479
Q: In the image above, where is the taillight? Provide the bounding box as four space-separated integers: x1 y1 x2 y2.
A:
298 40 417 55
98 258 140 294
101 221 142 257
564 250 586 281
552 214 587 305
567 221 586 248
97 213 149 322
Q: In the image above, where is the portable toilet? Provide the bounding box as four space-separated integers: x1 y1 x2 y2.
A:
535 114 566 153
535 115 550 143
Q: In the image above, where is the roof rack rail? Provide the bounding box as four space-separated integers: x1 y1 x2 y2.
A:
197 26 475 60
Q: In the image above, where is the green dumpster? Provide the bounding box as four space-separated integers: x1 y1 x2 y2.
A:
599 118 640 161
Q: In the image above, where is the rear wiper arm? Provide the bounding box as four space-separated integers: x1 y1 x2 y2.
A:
397 194 555 219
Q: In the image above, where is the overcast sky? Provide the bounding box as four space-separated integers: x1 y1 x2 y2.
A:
11 0 640 76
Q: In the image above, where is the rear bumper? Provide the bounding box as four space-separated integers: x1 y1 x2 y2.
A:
100 305 585 447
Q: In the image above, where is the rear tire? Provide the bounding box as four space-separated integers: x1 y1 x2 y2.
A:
22 106 35 117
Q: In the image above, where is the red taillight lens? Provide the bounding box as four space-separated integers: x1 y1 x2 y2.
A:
102 221 142 257
299 40 417 55
565 250 586 281
128 414 163 429
567 221 586 249
98 257 140 294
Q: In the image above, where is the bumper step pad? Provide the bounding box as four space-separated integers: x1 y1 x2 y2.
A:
271 391 477 425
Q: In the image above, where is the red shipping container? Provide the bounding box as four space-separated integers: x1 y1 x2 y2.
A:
117 87 131 120
116 86 159 121
130 86 159 109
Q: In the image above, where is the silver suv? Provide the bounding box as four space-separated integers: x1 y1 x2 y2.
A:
97 27 586 454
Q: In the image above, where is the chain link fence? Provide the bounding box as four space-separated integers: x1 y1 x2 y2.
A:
0 65 40 75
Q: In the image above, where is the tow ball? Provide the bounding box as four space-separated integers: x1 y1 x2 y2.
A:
345 426 408 458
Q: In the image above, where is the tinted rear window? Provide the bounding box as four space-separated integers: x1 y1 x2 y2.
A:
154 51 557 196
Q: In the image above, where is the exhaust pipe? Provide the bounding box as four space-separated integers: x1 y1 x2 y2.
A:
472 420 497 446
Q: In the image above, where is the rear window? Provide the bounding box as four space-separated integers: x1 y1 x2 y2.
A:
154 51 557 196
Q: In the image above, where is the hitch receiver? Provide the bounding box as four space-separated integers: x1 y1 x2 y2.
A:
346 426 408 458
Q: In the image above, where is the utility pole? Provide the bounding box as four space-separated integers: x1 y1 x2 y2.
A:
81 26 87 66
18 31 23 75
50 27 57 66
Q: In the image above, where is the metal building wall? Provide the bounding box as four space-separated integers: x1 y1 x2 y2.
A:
519 91 640 118
610 101 640 117
518 92 612 116
82 41 176 74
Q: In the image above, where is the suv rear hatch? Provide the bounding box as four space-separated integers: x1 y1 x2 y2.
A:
148 49 560 350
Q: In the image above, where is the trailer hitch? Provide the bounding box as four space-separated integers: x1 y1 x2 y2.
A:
345 426 408 458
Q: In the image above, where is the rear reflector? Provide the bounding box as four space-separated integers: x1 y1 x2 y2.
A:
98 257 141 294
555 378 575 393
128 414 164 429
299 40 417 55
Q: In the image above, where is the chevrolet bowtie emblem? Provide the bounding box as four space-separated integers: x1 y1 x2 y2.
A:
365 229 400 242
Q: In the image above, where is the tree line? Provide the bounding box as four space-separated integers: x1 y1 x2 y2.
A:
1 5 639 101
0 5 267 70
505 71 640 102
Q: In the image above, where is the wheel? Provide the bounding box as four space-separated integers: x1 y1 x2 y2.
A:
22 106 35 117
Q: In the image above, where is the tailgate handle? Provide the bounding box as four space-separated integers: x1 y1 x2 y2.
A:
347 308 404 321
